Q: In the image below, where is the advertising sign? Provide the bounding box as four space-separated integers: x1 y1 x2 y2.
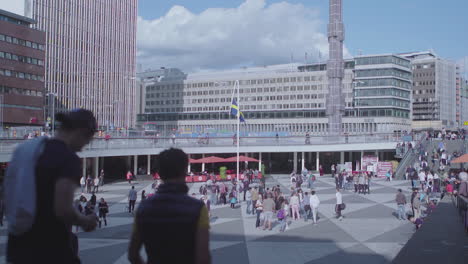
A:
361 156 379 171
377 162 393 178
344 162 353 172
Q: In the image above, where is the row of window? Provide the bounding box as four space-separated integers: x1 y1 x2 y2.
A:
0 85 43 97
355 56 410 68
413 89 435 95
414 81 435 86
0 68 44 81
354 88 411 99
0 33 45 50
138 108 410 122
146 92 338 107
413 64 435 70
0 14 30 26
413 98 437 103
2 104 42 111
414 72 435 78
146 83 336 95
355 68 411 80
184 76 328 89
356 98 410 108
0 51 44 66
354 78 411 89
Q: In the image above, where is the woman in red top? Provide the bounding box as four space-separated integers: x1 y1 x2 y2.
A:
319 165 324 177
126 170 133 184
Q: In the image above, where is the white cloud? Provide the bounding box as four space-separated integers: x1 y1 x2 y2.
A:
137 0 349 72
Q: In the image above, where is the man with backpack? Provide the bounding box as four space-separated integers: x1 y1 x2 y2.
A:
5 109 98 263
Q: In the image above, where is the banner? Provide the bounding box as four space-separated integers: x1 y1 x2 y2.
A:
377 162 393 178
361 156 378 171
344 162 352 172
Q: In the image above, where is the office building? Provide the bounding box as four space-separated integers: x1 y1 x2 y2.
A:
0 9 45 127
401 51 457 129
138 53 413 135
29 0 137 129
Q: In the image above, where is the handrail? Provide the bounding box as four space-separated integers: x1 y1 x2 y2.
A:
452 194 468 233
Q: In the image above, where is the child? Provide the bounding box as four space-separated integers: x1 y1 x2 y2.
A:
408 216 423 230
230 195 237 209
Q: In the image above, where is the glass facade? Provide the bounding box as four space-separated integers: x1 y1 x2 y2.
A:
355 55 410 68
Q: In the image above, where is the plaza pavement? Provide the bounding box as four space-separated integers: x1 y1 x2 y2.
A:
0 175 417 264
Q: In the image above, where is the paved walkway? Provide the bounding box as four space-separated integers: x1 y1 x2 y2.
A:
0 175 418 263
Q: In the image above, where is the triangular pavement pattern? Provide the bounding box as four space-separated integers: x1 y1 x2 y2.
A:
78 238 128 251
333 218 406 242
361 193 397 204
246 241 358 264
363 242 405 261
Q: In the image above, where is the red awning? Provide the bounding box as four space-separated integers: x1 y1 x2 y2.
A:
190 156 227 164
451 154 468 163
189 158 198 163
224 155 259 162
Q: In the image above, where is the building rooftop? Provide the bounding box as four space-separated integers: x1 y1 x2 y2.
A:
0 9 36 25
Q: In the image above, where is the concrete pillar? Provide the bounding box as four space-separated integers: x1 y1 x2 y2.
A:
82 158 87 178
293 152 298 173
375 150 378 159
258 152 262 171
201 154 205 172
350 152 353 169
340 151 344 164
94 157 99 178
147 155 151 175
316 152 320 172
133 155 138 176
301 152 305 170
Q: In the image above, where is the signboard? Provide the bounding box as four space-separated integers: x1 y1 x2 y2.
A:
344 162 352 172
377 162 393 178
464 121 468 126
361 156 379 171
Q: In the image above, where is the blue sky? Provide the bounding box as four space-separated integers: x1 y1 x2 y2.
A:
137 0 468 71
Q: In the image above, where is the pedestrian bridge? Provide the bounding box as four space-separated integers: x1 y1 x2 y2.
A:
0 134 402 162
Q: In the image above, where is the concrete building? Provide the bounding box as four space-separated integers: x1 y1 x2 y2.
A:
456 65 462 126
461 78 468 127
401 51 457 130
29 0 137 129
138 53 413 135
0 9 45 127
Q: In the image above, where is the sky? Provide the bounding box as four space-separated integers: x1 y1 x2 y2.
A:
1 0 467 73
137 0 468 73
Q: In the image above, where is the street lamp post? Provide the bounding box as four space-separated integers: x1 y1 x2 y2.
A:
46 93 57 136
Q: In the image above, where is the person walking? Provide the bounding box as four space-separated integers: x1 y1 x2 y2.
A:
98 198 109 228
395 189 407 220
127 170 133 184
289 192 300 220
141 190 147 201
80 175 86 193
319 165 324 177
93 176 100 193
255 195 264 228
353 174 359 193
335 188 344 220
262 193 275 231
303 191 311 221
251 187 259 215
99 169 105 186
358 173 365 194
128 148 210 264
277 200 287 232
86 175 93 193
5 109 98 263
309 190 320 225
128 186 137 213
411 189 421 219
246 188 252 215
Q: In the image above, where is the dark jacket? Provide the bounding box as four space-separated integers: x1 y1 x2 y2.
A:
395 193 406 205
136 183 204 264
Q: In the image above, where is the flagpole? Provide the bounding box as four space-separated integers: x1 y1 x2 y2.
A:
236 80 240 182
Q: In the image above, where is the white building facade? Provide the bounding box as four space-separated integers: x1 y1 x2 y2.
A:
30 0 138 129
401 51 457 129
138 54 413 135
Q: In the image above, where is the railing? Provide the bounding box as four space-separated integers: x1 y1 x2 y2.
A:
452 194 468 233
0 133 401 154
394 133 428 179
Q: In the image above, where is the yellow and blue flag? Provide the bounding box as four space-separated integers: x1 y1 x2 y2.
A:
230 99 245 122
